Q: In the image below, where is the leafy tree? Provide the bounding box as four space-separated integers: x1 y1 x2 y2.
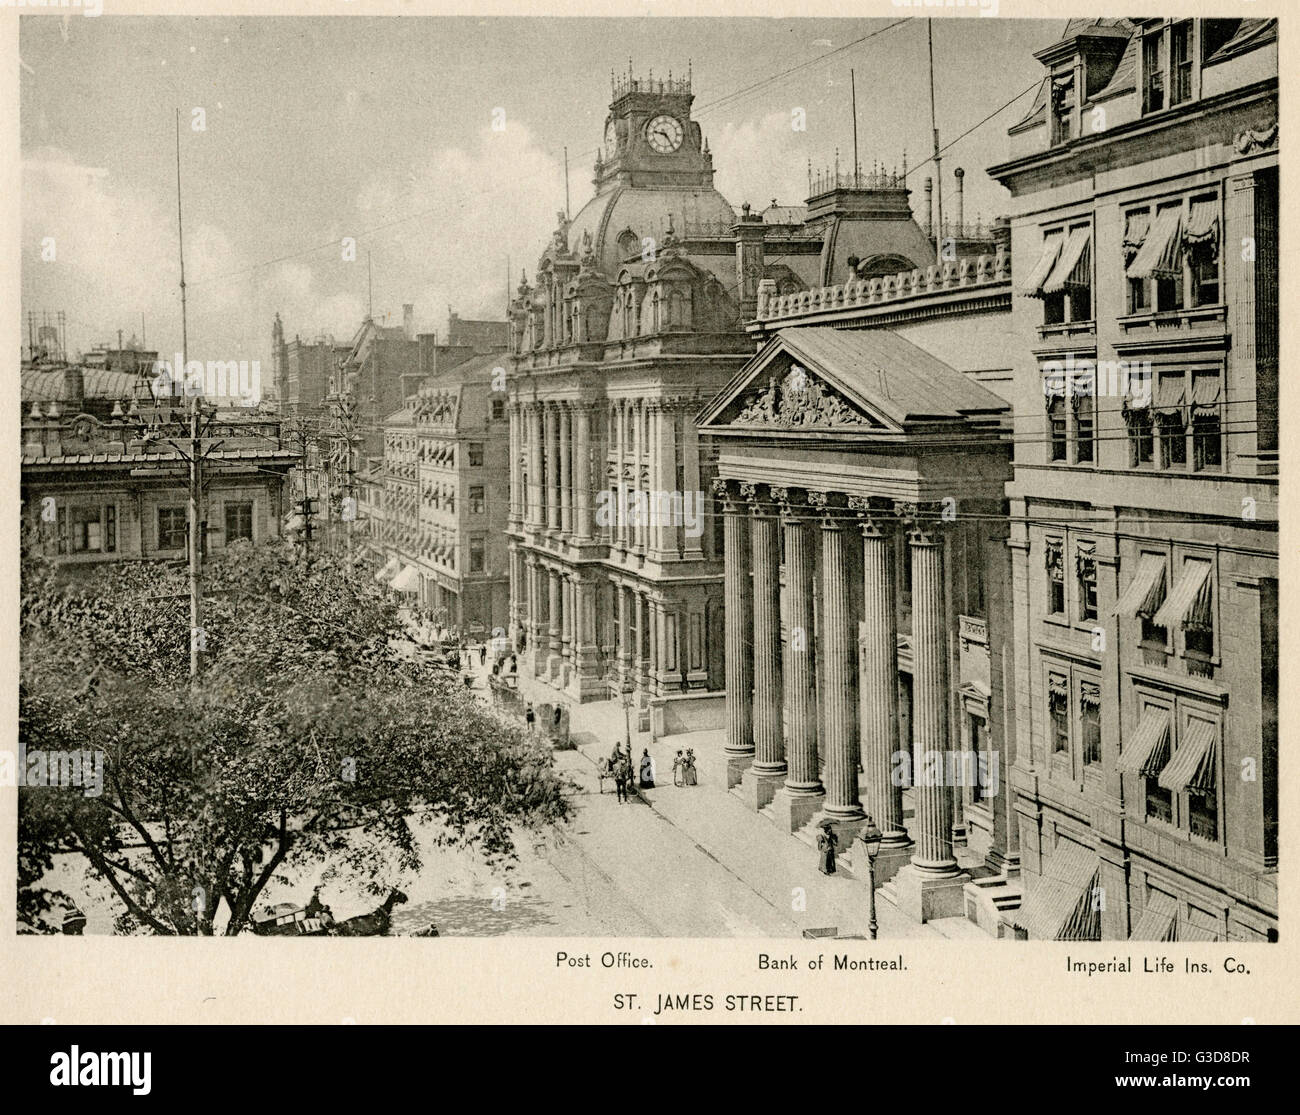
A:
19 541 571 935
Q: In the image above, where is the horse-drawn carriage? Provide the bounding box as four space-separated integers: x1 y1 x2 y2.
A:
250 901 335 937
595 756 618 793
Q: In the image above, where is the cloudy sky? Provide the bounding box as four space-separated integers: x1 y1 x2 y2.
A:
21 15 1053 368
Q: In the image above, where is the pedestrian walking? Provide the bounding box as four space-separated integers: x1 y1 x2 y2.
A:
639 748 655 789
525 704 536 733
479 644 487 667
613 754 631 803
816 820 839 875
683 748 698 786
672 749 685 786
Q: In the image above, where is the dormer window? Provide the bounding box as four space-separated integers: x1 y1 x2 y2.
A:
1142 21 1197 115
1049 70 1076 145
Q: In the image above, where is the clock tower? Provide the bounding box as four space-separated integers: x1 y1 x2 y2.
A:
595 66 715 191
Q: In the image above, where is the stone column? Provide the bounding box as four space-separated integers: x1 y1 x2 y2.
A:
714 478 754 786
508 402 522 526
630 401 644 553
559 403 573 538
810 492 865 840
769 487 824 830
892 508 970 923
547 567 561 679
545 404 561 532
850 498 912 881
614 400 628 550
739 482 784 809
574 403 593 541
527 403 544 528
681 397 704 561
634 591 647 691
561 573 573 664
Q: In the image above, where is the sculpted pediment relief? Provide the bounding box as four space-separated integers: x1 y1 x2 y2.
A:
732 364 872 430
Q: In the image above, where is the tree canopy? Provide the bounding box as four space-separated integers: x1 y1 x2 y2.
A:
19 541 571 935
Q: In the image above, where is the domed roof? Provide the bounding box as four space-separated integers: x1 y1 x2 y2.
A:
562 184 736 279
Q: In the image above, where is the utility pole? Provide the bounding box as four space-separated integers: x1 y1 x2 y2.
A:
176 108 203 681
850 68 860 185
928 18 945 259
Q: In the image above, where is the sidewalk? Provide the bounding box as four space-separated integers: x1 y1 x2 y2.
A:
491 672 985 940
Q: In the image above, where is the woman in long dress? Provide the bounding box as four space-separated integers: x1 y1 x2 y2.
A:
639 749 655 789
817 822 838 875
683 748 698 786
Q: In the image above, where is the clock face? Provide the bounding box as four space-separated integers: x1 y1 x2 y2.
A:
604 119 617 152
645 114 684 154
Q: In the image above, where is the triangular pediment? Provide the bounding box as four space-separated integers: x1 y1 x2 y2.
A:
701 336 899 433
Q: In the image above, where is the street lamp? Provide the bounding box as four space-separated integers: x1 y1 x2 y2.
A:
860 815 883 940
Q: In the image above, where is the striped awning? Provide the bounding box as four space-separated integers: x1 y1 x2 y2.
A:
1116 706 1171 777
1178 921 1221 943
1021 232 1063 297
389 564 421 593
1130 891 1178 942
1126 206 1183 280
1152 558 1212 631
1042 226 1092 294
1154 371 1186 414
1123 209 1151 255
1184 196 1219 254
374 556 400 582
1113 552 1167 618
1012 839 1101 941
1158 718 1218 794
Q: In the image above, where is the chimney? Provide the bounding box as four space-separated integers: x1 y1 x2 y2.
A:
403 303 414 341
954 167 965 236
923 177 933 237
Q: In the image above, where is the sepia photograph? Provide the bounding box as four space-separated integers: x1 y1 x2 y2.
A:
3 0 1290 1048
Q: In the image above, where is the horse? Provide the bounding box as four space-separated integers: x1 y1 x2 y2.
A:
330 889 408 937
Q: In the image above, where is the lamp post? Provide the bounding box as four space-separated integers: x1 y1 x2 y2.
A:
860 815 883 940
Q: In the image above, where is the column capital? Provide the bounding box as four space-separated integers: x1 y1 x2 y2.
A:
895 499 954 545
739 481 777 515
807 489 851 529
849 494 896 537
770 485 810 521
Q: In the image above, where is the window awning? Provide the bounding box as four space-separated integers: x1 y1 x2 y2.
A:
374 556 400 582
1184 197 1219 254
1020 233 1063 297
1012 839 1101 941
1157 718 1218 794
1178 921 1221 943
1123 209 1151 256
1126 206 1183 280
1129 891 1178 942
1190 372 1221 412
1113 552 1167 618
390 564 421 593
1116 706 1171 777
1042 226 1092 294
1048 673 1068 701
1154 372 1186 414
1152 558 1212 631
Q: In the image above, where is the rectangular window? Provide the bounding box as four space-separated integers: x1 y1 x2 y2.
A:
1142 31 1165 114
1047 396 1067 461
1128 275 1150 314
1188 785 1218 841
105 505 117 553
1049 675 1070 755
1190 242 1219 306
224 501 254 543
468 442 484 468
1170 21 1193 106
1073 392 1095 463
1127 409 1154 467
1077 543 1098 622
158 507 188 551
491 399 506 420
1158 411 1187 470
1046 539 1066 617
1146 778 1174 825
1192 411 1221 471
1081 683 1102 766
469 535 485 572
55 505 68 555
469 485 485 514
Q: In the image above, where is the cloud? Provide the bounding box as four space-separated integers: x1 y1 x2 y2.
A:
710 110 815 212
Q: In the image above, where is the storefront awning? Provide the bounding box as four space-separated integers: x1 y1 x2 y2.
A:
390 564 421 593
374 556 400 582
1157 718 1218 794
1152 558 1212 631
1042 226 1091 295
1116 706 1171 777
1113 552 1167 619
1020 232 1063 297
1126 206 1183 280
1129 891 1178 942
1012 839 1101 941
